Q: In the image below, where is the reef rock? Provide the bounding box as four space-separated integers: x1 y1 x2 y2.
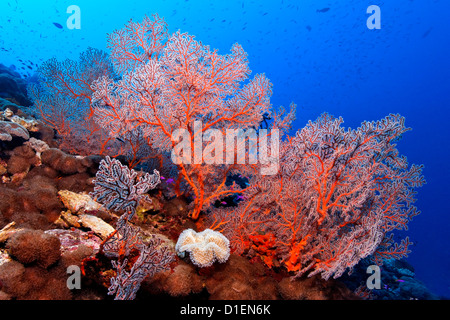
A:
78 214 115 240
57 190 115 239
44 228 102 254
0 120 29 141
58 190 106 214
0 222 24 243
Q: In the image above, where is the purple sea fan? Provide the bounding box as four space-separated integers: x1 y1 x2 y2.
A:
91 157 172 300
108 228 175 300
91 156 160 217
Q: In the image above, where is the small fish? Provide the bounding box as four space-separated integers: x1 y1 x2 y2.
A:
221 201 227 205
317 8 330 13
160 176 165 180
422 27 433 39
306 25 312 31
396 279 405 283
53 22 63 29
166 178 174 184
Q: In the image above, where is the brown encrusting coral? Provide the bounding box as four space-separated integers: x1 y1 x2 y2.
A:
6 229 61 268
142 253 358 300
0 223 102 300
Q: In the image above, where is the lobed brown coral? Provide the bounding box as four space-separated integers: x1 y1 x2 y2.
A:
41 148 92 175
6 229 61 268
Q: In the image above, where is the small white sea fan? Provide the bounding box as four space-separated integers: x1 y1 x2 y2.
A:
175 228 230 268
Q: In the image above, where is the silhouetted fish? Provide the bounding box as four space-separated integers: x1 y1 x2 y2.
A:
53 22 63 29
317 8 330 13
422 27 433 38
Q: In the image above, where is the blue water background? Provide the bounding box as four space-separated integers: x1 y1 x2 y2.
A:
1 0 449 297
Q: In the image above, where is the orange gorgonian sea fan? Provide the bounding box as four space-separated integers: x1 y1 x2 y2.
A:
207 113 425 280
91 14 295 220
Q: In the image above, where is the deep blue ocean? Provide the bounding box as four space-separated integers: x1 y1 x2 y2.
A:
1 0 449 298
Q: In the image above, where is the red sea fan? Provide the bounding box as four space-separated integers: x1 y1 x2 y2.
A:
27 47 116 155
208 113 425 280
107 14 169 74
91 14 294 219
